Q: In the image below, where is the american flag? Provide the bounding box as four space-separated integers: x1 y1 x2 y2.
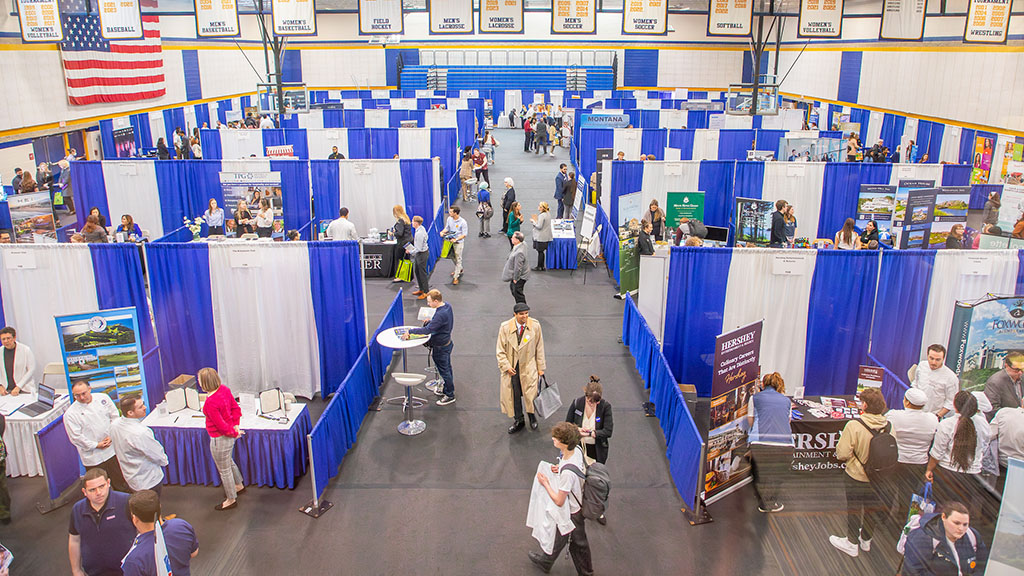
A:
59 12 164 106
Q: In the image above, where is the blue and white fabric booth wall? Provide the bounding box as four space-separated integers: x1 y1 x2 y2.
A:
146 241 365 399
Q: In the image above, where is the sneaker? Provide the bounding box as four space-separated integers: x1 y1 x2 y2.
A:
436 395 456 406
431 386 445 397
859 537 871 552
828 535 859 558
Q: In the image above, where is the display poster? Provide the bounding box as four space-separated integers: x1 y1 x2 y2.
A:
999 147 1024 183
113 126 136 159
55 307 149 411
856 184 896 236
17 0 63 42
945 296 1024 394
8 192 57 243
272 0 316 35
856 365 884 393
705 320 762 504
194 0 240 37
797 0 843 38
891 178 934 228
429 0 473 34
894 186 969 249
622 0 667 34
98 0 144 39
219 172 283 239
996 184 1024 233
551 0 596 34
592 148 613 203
617 191 643 295
989 457 1024 573
964 0 1011 43
665 191 705 230
479 0 523 33
734 197 773 246
359 0 403 34
708 0 752 36
778 137 842 162
971 135 995 184
879 0 926 40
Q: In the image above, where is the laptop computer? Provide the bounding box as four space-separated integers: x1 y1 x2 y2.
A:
19 384 56 417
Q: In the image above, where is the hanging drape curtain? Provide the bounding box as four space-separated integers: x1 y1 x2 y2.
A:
870 250 936 375
760 162 826 241
322 110 345 129
754 130 787 158
939 125 961 164
668 129 695 160
580 129 615 186
692 130 721 161
399 159 438 227
188 160 225 221
687 110 709 129
297 109 325 130
803 250 880 396
98 120 116 158
722 249 818 389
309 241 368 397
429 128 459 195
194 104 210 130
261 129 285 152
958 129 976 165
398 128 431 159
717 130 755 161
338 160 406 236
638 161 700 224
1018 252 1024 294
219 130 265 159
926 123 944 163
849 109 870 138
371 129 400 159
310 160 340 229
152 160 195 236
346 129 372 159
608 161 644 232
697 160 736 230
818 163 892 238
888 163 942 185
865 111 884 146
89 244 155 352
131 113 152 149
662 247 732 396
364 110 390 129
612 129 643 160
968 184 1001 210
639 110 660 129
199 129 223 160
72 162 110 229
270 159 312 233
732 161 765 200
596 205 620 283
162 108 185 148
879 114 906 152
101 161 165 239
343 110 365 128
456 109 476 148
305 129 350 162
215 98 232 125
639 129 668 159
283 129 309 159
942 165 972 186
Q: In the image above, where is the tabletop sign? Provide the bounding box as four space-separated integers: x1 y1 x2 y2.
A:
797 0 843 37
272 0 316 35
772 253 810 276
964 0 1011 43
879 0 926 40
429 0 473 33
551 0 596 34
623 0 667 35
98 0 143 39
230 246 263 268
707 0 752 36
960 254 992 276
4 249 38 270
359 0 403 34
194 0 240 37
353 162 373 175
479 0 522 33
17 0 64 42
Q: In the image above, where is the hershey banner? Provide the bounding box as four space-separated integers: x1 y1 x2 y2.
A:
194 0 240 37
707 0 753 36
273 0 316 35
963 0 1011 43
622 0 667 34
98 0 143 39
797 0 843 38
479 0 522 32
359 0 403 34
551 0 596 34
429 0 473 33
879 0 926 40
17 0 63 42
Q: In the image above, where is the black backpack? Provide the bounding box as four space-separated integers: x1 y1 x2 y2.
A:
855 419 899 481
687 219 708 239
562 457 611 520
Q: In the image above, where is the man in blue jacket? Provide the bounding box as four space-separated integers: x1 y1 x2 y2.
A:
554 164 567 219
903 502 988 575
404 290 455 406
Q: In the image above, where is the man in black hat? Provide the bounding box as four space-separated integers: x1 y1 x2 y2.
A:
496 303 546 434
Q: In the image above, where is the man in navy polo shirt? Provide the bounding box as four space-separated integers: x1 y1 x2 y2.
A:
68 468 136 576
121 490 199 576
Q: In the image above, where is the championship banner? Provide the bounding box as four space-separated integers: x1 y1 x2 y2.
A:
707 0 753 37
964 0 1011 43
622 0 667 35
429 0 472 33
797 0 843 38
879 0 926 40
705 320 762 504
17 0 63 42
551 0 596 34
98 0 143 39
946 295 1024 392
479 0 522 33
272 0 316 35
359 0 403 34
194 0 240 37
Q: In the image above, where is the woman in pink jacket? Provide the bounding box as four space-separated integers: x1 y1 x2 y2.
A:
199 367 244 510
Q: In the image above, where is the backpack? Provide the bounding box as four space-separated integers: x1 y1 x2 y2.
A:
687 219 708 239
476 201 493 219
561 456 611 520
855 419 899 481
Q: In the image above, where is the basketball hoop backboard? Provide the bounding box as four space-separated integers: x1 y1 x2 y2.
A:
726 80 779 116
257 83 309 115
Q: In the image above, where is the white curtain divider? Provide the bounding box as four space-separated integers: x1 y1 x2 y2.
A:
297 109 325 130
306 129 349 161
101 161 165 239
721 248 818 389
415 90 433 98
781 109 805 131
149 112 166 147
371 90 390 99
391 98 417 109
939 125 961 164
889 163 944 185
692 130 720 161
447 98 467 110
637 99 660 110
660 109 687 130
722 115 753 129
901 118 919 153
640 161 701 218
613 129 644 160
341 99 362 110
0 245 99 375
865 111 884 146
550 90 564 106
593 90 612 99
760 162 826 242
364 109 390 128
425 109 458 128
918 250 1020 363
221 159 272 173
183 107 197 133
220 130 266 160
599 159 614 216
337 160 405 236
398 128 431 158
759 113 783 130
208 243 321 399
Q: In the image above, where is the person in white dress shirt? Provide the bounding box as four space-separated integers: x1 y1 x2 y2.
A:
326 207 360 241
110 397 168 495
886 388 938 519
911 344 960 418
0 327 35 396
64 381 129 491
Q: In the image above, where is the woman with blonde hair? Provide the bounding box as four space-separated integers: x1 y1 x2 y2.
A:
530 202 553 271
199 367 244 510
391 205 413 281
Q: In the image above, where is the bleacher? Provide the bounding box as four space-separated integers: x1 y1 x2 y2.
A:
399 65 615 90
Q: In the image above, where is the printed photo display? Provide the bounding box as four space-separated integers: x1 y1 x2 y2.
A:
55 308 148 411
8 191 57 243
219 172 284 239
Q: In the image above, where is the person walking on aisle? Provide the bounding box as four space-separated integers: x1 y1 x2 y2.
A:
459 147 474 202
530 202 552 271
506 202 523 249
472 146 490 186
390 205 413 283
534 116 551 156
562 171 577 220
523 117 534 152
500 178 516 235
496 303 546 434
554 164 568 219
502 232 529 305
442 206 468 285
407 215 431 299
476 181 493 238
747 372 793 513
404 289 456 406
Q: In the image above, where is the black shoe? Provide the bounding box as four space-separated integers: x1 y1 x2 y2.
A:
508 420 525 434
479 232 485 237
596 514 607 525
527 551 552 573
528 413 538 430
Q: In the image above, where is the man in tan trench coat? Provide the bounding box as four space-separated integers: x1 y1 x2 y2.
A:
496 302 546 434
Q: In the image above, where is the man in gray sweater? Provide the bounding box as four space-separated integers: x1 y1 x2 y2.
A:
502 231 529 305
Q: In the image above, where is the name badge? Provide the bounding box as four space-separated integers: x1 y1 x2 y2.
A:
596 417 601 422
575 410 583 416
106 515 116 520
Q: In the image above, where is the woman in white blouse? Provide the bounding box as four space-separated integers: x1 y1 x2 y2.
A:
926 390 990 509
834 218 860 250
255 198 274 238
203 199 225 236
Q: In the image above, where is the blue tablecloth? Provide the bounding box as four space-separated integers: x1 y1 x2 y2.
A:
546 237 578 270
153 406 312 489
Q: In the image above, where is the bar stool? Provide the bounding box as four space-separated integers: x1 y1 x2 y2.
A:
393 372 427 436
423 344 442 391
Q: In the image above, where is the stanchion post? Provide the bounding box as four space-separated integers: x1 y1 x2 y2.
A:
683 442 714 525
300 433 333 518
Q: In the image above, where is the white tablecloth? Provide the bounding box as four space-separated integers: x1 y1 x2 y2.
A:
142 402 306 431
1 393 71 477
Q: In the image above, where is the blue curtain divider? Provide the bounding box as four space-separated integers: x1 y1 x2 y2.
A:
959 129 977 165
216 99 232 125
668 129 695 160
697 160 736 231
803 250 881 396
927 122 944 163
199 130 223 161
456 109 476 148
370 128 399 159
130 113 153 150
343 110 365 128
89 244 156 352
308 241 367 397
72 162 110 230
597 204 620 283
817 163 892 238
941 164 972 186
98 120 116 159
869 353 911 413
969 184 1001 211
153 161 199 234
878 113 905 153
309 351 373 499
869 250 936 377
398 159 437 228
608 160 644 232
1017 251 1024 294
755 130 787 158
717 130 756 161
310 160 339 231
142 347 165 406
640 129 668 159
154 225 193 243
426 204 444 273
37 416 82 500
732 161 765 201
368 291 405 385
322 110 345 128
163 108 186 149
194 104 211 130
270 159 312 234
579 129 614 183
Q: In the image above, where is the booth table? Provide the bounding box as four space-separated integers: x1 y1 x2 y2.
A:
790 395 858 474
546 237 578 270
143 403 311 489
1 393 71 477
362 240 397 278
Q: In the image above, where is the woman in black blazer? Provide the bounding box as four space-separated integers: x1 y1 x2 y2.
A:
565 375 613 524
